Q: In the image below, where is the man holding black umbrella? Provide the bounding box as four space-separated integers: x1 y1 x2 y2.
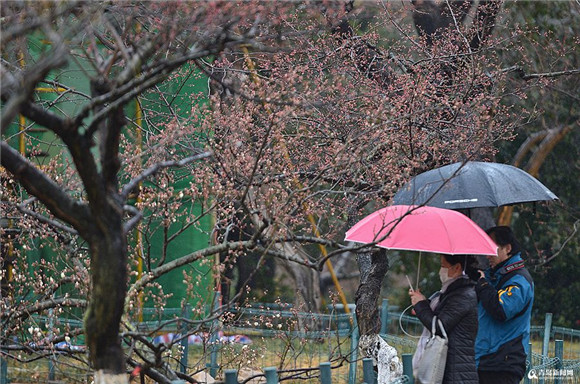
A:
473 226 535 384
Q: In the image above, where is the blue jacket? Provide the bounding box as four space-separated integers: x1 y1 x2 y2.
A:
475 253 534 378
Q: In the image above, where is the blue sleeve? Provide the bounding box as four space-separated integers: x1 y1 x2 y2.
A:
476 278 507 321
499 276 533 320
476 275 532 321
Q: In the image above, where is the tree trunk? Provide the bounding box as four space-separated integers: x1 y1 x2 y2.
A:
84 209 128 376
94 371 128 384
355 248 389 336
277 243 322 313
293 265 322 312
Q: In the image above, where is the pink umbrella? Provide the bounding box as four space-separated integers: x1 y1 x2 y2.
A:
345 205 497 256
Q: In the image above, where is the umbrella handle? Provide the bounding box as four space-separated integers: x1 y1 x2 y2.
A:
406 275 414 292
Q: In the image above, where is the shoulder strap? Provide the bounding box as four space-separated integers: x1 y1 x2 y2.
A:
431 316 448 340
497 262 533 319
497 261 533 288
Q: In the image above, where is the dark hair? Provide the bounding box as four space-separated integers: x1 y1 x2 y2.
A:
443 255 481 278
442 254 467 269
485 226 521 256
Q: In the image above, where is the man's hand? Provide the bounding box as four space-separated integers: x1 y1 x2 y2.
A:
466 268 483 281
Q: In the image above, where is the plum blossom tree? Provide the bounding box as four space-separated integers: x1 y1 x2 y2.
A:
2 1 577 383
0 2 313 382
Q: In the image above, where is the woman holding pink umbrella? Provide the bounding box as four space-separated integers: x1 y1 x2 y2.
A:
409 254 480 384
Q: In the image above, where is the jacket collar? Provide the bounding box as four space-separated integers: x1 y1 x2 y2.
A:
442 275 473 294
491 253 523 276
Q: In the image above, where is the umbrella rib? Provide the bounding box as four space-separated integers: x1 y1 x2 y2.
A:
437 212 455 254
478 165 499 206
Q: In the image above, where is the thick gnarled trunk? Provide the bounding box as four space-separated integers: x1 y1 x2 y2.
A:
354 248 389 336
84 209 127 375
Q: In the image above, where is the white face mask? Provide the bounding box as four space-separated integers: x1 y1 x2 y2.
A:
439 267 452 284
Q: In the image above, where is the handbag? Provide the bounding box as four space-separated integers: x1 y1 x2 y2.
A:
415 316 448 384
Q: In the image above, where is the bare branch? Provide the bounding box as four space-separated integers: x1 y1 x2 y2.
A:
1 328 85 353
80 33 262 134
535 219 580 267
16 100 74 138
513 130 549 168
526 126 573 177
120 151 213 200
14 200 78 235
502 66 580 80
469 0 502 50
2 298 87 322
0 142 92 234
0 2 80 47
123 204 143 234
0 20 69 134
256 245 318 269
498 125 572 225
127 239 255 299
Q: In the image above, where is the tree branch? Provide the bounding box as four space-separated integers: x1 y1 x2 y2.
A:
512 130 549 168
2 298 87 322
535 219 579 268
498 125 572 226
0 22 68 135
120 151 213 200
256 245 318 269
469 0 502 51
127 239 256 299
123 204 143 234
16 100 75 138
14 200 78 235
0 142 92 234
80 34 258 134
526 126 573 177
502 66 580 80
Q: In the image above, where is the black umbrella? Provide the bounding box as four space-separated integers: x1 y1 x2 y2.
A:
392 161 558 210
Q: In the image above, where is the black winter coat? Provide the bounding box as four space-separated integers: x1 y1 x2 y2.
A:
413 277 479 384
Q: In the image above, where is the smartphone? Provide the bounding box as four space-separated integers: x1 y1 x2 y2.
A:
406 274 414 292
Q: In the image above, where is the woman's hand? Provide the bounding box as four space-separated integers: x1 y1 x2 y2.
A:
409 289 426 306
